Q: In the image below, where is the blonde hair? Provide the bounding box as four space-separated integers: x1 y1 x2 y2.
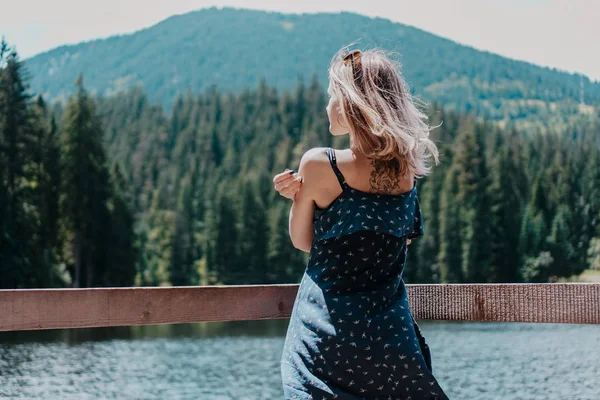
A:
328 46 439 191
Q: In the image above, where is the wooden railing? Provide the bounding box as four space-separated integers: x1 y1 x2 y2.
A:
0 283 598 332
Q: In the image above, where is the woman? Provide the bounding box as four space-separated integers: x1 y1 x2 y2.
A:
273 47 449 400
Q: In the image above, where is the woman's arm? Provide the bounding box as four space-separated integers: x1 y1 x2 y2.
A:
288 148 325 252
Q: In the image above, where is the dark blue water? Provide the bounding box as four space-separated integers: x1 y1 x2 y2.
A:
0 320 598 399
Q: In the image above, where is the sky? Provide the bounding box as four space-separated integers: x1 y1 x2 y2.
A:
2 0 599 81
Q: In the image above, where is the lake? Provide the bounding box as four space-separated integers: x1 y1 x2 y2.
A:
0 320 598 399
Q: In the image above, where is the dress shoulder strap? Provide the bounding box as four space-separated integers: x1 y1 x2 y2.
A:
325 147 348 191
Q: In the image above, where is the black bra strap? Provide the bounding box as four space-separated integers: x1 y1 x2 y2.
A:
326 147 348 190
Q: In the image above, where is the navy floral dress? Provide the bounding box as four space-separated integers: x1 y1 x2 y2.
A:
281 147 449 400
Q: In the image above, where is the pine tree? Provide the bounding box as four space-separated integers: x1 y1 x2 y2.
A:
437 166 463 282
238 181 269 283
169 176 199 286
38 104 61 252
558 156 591 276
488 149 522 282
586 150 600 269
0 42 35 288
103 164 138 286
588 150 600 227
413 166 445 283
518 175 551 282
454 117 491 282
61 74 113 287
522 175 551 248
546 205 577 279
0 44 32 228
207 184 239 284
30 96 64 286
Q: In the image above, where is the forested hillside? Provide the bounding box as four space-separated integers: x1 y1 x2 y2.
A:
25 7 600 131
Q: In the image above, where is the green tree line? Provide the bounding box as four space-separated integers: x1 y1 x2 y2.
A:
0 41 137 288
2 41 599 288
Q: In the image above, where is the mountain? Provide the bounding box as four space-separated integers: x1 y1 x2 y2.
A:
24 7 600 127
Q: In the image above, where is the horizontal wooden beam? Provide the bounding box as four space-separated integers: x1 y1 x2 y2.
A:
408 283 600 325
0 283 598 332
0 285 299 332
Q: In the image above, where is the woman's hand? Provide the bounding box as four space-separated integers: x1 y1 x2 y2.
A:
273 168 303 200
